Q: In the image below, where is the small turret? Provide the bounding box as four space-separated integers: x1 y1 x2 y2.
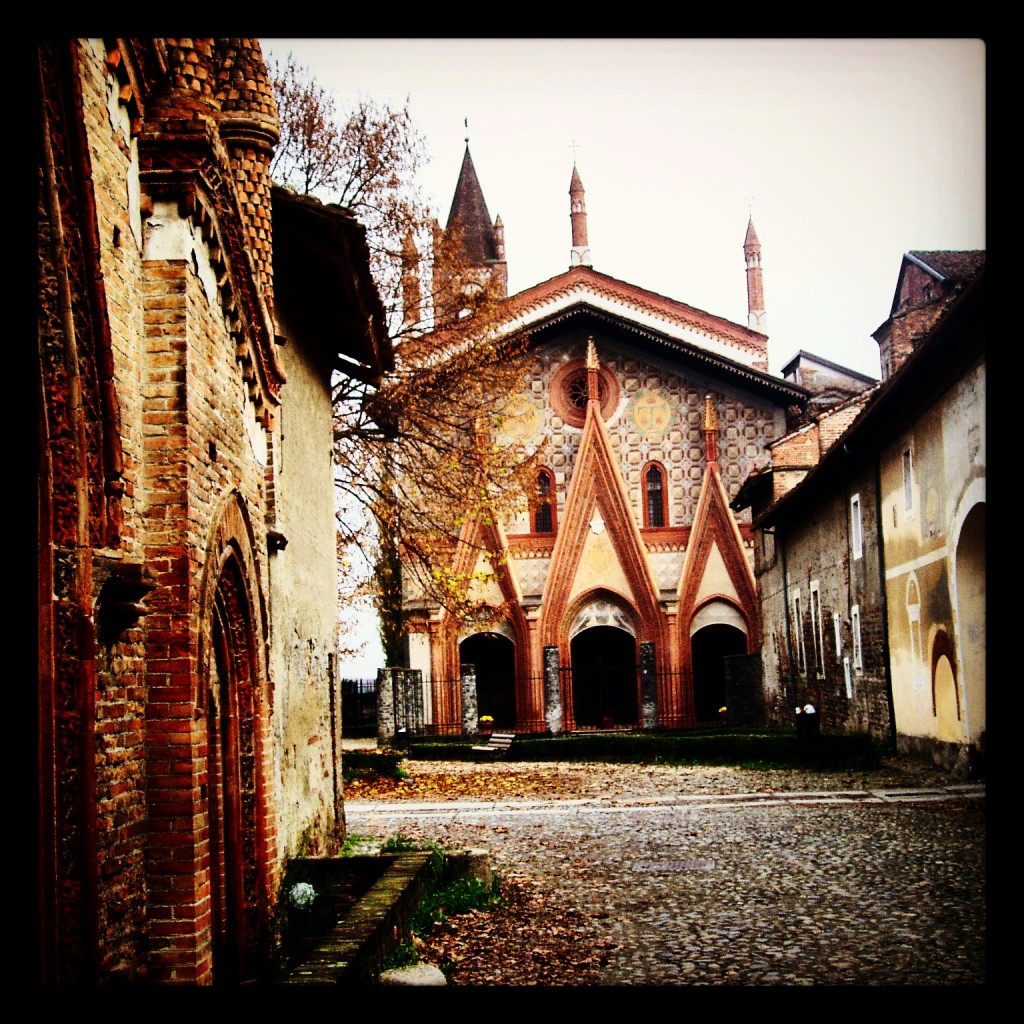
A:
744 215 766 333
569 163 592 267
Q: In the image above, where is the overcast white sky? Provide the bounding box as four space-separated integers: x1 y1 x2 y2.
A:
261 38 986 675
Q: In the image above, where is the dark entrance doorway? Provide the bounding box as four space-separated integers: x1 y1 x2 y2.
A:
460 633 516 729
570 626 638 728
691 623 746 724
207 555 265 985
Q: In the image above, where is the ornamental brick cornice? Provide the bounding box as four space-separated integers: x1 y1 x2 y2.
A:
138 133 285 423
498 266 768 359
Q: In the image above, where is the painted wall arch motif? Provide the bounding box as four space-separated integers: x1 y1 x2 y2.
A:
930 629 962 746
951 494 985 741
688 596 750 638
567 590 639 640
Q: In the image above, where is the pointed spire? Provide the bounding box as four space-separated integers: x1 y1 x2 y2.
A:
446 143 499 264
744 214 766 333
703 395 719 466
569 162 592 268
401 230 421 331
586 337 601 404
440 138 507 299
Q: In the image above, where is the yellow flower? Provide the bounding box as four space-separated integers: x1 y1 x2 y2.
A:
718 706 727 714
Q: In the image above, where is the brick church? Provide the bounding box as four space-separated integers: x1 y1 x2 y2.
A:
401 146 820 735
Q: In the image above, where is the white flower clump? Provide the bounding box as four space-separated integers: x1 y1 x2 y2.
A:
290 882 317 909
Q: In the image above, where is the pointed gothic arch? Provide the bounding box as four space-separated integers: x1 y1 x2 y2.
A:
195 492 272 983
675 458 760 726
434 509 539 732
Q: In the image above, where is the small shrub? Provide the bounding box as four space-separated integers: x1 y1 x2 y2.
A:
380 833 421 854
411 875 504 936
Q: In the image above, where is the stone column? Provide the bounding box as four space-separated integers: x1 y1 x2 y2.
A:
543 645 562 735
461 664 479 736
640 641 658 730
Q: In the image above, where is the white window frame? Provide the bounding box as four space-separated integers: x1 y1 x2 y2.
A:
851 604 862 671
791 588 806 676
833 611 842 663
902 447 914 519
809 581 824 679
843 656 853 698
850 493 863 560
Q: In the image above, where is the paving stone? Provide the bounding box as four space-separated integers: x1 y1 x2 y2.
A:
348 761 985 985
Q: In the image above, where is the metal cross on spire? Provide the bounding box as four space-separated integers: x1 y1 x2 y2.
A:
569 139 582 161
464 117 469 144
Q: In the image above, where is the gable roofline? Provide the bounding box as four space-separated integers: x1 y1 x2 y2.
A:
511 300 808 404
493 264 776 378
780 349 878 385
884 249 985 323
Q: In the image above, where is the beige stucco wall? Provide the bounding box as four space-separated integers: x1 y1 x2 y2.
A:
883 358 984 750
268 329 344 858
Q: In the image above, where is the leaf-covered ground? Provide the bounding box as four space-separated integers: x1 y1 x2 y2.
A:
410 875 610 986
344 753 957 986
343 754 951 804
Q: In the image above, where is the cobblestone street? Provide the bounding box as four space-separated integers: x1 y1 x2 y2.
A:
346 760 985 985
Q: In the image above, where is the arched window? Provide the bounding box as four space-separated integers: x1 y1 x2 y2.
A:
643 462 667 528
533 468 556 534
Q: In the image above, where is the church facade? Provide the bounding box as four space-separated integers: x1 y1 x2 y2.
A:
403 149 810 734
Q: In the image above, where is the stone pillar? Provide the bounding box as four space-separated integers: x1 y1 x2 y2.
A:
543 645 562 735
377 667 423 747
461 664 479 736
640 641 658 730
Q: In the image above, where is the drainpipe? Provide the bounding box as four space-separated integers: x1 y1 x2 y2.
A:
873 457 898 754
777 524 797 713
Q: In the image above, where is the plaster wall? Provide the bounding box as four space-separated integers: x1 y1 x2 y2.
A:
268 327 345 859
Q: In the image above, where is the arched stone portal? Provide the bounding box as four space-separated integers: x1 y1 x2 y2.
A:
460 633 516 729
570 626 638 728
207 552 266 985
691 623 747 723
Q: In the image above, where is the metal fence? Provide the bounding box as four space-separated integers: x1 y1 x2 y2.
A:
340 677 377 730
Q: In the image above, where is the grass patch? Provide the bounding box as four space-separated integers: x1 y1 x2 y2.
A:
410 874 504 935
378 843 504 976
342 750 408 783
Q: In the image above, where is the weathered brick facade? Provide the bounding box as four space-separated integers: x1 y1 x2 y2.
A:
736 252 984 765
37 38 387 985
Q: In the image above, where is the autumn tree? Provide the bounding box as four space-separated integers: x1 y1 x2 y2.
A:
268 54 536 664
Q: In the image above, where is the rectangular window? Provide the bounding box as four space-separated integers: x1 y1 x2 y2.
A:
833 611 842 663
810 581 824 678
843 657 853 698
902 448 914 516
850 494 863 560
851 604 862 671
791 589 806 675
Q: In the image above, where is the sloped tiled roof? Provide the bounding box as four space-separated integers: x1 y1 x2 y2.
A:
908 250 986 281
